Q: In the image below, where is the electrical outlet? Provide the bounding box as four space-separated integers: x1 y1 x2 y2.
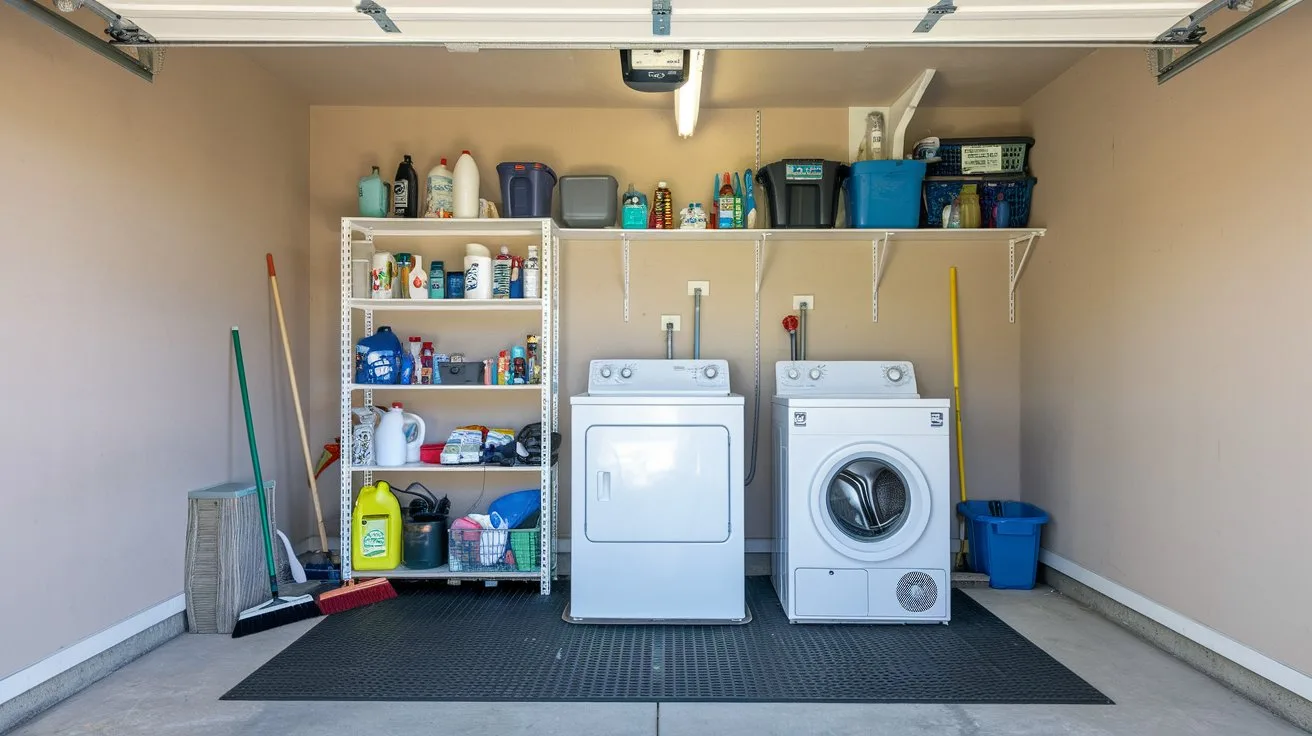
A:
688 280 710 296
660 315 682 331
793 295 816 310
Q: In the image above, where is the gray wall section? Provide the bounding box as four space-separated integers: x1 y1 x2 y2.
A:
1020 4 1312 678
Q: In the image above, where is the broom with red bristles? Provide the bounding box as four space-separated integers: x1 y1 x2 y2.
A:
264 253 396 616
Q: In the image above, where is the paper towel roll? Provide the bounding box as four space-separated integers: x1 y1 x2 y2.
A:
463 255 492 299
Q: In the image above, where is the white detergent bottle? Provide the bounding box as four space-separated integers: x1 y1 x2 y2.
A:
524 245 540 299
408 254 428 299
424 158 454 218
453 150 480 219
403 412 426 463
374 403 410 467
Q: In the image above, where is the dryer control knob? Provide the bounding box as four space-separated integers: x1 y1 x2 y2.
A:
809 368 823 380
599 366 613 379
786 368 801 380
886 366 904 383
703 365 719 380
620 367 633 379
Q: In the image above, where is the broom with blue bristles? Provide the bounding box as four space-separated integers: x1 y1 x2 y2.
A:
230 326 321 638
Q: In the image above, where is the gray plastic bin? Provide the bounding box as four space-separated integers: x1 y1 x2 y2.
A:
559 175 618 227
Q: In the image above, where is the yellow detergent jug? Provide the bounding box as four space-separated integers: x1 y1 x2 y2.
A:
352 480 402 571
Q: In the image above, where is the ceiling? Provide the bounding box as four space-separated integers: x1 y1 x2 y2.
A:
243 47 1093 108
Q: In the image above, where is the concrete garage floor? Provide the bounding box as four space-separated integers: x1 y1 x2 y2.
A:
10 587 1304 736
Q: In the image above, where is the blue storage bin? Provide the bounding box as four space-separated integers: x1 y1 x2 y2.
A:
923 176 1036 229
926 137 1034 177
958 500 1049 589
496 162 557 218
844 160 926 229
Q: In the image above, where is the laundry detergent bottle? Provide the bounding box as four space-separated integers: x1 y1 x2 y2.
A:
352 480 402 571
374 402 423 467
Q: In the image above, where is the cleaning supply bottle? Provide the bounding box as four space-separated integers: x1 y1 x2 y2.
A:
492 245 512 298
407 337 423 384
407 255 428 298
393 155 419 218
375 402 424 467
958 184 982 229
708 174 720 229
420 341 435 385
424 157 454 218
428 260 445 299
621 183 648 229
992 193 1010 229
743 169 757 228
947 197 963 229
651 182 673 229
717 174 735 229
351 480 402 571
453 150 480 218
523 245 540 299
732 172 745 229
358 166 388 217
354 326 403 384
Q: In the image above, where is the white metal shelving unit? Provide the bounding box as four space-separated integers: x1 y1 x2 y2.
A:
339 217 559 594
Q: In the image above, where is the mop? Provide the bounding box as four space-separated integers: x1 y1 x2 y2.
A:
230 327 321 638
949 268 971 570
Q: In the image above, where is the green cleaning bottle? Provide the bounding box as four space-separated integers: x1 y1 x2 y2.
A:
352 480 402 571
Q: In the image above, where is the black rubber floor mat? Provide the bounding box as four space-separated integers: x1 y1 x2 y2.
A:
223 577 1111 704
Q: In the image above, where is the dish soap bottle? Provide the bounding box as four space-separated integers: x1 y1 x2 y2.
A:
408 254 428 299
991 193 1010 229
351 480 402 571
492 246 513 299
393 155 419 218
651 181 674 229
424 157 454 218
453 150 480 219
358 167 388 218
621 183 648 229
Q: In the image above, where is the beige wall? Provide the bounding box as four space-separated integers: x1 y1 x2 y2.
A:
0 12 308 680
1021 6 1312 675
309 105 1026 540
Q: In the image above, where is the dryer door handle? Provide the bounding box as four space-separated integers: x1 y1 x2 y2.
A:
596 471 611 501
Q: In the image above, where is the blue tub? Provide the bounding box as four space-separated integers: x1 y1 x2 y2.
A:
958 500 1049 589
844 159 926 229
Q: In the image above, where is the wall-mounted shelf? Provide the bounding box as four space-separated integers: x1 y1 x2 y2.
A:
350 463 543 473
348 298 542 312
365 564 539 581
351 383 543 392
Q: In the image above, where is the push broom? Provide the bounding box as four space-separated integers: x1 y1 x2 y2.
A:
230 326 321 638
264 254 395 614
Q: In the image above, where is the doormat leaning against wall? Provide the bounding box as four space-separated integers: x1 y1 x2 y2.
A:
224 577 1111 704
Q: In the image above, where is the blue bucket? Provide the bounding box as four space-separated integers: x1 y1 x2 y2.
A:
958 500 1049 589
844 159 927 229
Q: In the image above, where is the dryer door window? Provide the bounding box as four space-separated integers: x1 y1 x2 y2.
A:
584 424 731 543
826 457 909 542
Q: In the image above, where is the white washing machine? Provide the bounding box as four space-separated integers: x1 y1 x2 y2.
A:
569 359 746 623
772 360 951 624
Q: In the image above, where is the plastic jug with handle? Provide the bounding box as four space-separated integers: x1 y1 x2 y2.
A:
375 403 425 467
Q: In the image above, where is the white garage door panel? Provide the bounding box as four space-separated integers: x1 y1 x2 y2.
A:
103 0 1210 45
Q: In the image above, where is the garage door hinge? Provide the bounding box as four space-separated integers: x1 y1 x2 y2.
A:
914 0 956 33
357 0 400 33
652 0 671 36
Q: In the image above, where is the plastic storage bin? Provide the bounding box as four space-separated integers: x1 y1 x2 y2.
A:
757 159 849 228
923 176 1036 228
559 175 618 227
402 515 448 569
496 162 557 218
927 137 1034 177
845 160 927 229
958 500 1049 589
448 527 540 572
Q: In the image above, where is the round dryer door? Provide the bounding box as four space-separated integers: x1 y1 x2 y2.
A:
809 442 933 562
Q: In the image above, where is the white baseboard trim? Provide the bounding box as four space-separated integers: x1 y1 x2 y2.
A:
0 594 186 706
1040 549 1312 702
554 537 773 555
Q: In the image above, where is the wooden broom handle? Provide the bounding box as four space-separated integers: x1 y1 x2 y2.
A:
267 253 331 553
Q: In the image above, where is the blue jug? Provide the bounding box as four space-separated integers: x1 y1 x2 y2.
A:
354 326 403 384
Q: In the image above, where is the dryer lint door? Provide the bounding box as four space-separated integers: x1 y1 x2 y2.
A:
584 424 730 543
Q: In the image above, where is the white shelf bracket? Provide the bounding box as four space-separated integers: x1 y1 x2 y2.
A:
753 233 770 295
621 234 631 323
1009 232 1040 323
871 232 893 322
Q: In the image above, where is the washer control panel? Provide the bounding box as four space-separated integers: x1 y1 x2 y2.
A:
775 360 919 397
589 359 731 395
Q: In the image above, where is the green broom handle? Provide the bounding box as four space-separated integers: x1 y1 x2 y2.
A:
232 327 280 599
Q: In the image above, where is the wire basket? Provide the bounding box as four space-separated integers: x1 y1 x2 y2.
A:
448 527 540 572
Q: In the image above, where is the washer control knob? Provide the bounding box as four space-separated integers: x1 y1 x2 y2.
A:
809 368 823 380
886 366 904 383
620 367 633 379
786 368 801 380
599 366 613 379
703 365 719 380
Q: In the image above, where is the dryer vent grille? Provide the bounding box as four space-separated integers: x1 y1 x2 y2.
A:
896 571 938 613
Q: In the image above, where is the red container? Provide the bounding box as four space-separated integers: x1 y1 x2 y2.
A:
419 443 445 464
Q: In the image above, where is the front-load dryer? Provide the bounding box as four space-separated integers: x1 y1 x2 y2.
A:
570 359 745 623
772 360 950 623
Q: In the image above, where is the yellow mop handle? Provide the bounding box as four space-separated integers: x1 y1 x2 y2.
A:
950 267 967 505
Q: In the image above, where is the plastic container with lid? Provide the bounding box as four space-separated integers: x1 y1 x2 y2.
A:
757 159 849 229
496 162 557 218
559 175 618 227
845 159 927 229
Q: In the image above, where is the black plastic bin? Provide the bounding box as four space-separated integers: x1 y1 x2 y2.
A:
757 159 849 229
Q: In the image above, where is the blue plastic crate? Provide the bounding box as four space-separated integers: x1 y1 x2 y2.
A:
958 500 1049 590
927 137 1034 177
844 159 926 229
923 176 1036 229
